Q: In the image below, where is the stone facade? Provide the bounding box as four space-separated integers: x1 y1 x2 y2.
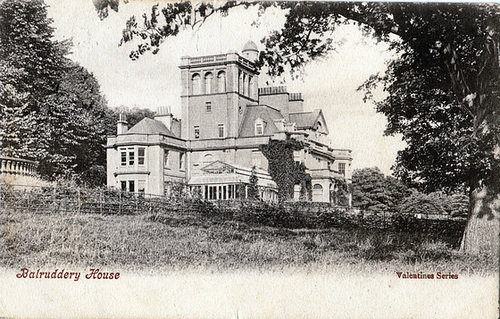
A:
106 42 352 204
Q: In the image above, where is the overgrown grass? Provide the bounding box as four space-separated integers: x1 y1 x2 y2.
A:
0 207 496 275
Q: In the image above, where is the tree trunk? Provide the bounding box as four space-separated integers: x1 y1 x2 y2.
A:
460 186 500 255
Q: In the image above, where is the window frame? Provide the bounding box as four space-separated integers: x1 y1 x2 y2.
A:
255 122 264 135
338 163 346 176
192 73 201 95
138 180 146 193
164 149 169 168
138 147 145 166
204 72 213 94
120 147 138 167
128 148 135 166
179 152 185 170
218 124 225 138
120 149 127 166
217 71 226 93
194 126 200 139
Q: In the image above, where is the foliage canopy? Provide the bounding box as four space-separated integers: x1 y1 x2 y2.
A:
0 0 109 184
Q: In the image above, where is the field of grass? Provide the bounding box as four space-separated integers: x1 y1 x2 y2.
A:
0 206 497 275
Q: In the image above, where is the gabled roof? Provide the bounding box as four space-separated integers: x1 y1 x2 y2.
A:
289 109 329 134
201 160 236 173
238 105 284 137
127 117 176 137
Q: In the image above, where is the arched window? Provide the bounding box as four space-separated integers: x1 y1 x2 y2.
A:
203 154 213 163
192 73 201 95
204 72 213 94
312 184 323 201
217 71 226 93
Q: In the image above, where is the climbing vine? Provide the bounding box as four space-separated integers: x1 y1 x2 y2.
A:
247 166 260 200
261 137 312 202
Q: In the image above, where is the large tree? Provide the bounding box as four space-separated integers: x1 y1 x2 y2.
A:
35 62 109 182
0 0 69 160
104 1 499 253
0 0 109 184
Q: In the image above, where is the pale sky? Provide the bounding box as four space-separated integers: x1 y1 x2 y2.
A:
45 0 406 175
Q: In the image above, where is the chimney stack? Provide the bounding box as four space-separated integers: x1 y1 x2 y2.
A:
117 113 128 135
154 106 173 130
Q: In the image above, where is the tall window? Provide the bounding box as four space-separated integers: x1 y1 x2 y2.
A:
192 73 201 95
120 150 127 166
242 73 247 96
248 75 253 97
128 149 135 165
338 163 346 176
194 126 200 139
128 180 135 193
204 72 213 94
206 102 212 113
238 71 243 93
120 181 126 191
179 153 184 170
218 124 225 138
138 147 145 165
217 71 226 92
164 150 169 167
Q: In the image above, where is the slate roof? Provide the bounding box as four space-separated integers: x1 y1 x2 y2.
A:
238 105 284 137
289 109 329 134
127 117 176 137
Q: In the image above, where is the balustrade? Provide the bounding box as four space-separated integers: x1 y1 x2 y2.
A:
0 157 38 177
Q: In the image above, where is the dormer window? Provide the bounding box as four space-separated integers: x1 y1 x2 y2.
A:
255 118 264 135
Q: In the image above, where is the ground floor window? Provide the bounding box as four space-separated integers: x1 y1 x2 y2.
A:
138 180 146 193
312 184 323 201
119 179 146 193
192 184 277 202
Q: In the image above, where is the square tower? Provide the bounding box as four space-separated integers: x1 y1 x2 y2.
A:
179 51 259 140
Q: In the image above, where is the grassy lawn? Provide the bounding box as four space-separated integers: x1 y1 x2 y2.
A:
0 208 497 275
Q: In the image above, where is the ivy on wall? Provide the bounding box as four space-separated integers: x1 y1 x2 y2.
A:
247 166 260 200
261 137 312 202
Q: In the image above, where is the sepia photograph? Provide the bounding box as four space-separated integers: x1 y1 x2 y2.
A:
0 0 498 318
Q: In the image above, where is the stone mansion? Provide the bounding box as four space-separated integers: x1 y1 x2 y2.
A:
106 41 352 204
